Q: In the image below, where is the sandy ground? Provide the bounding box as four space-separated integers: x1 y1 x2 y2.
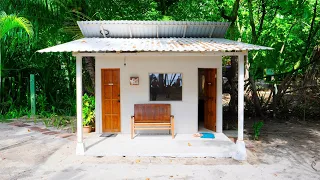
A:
0 120 320 180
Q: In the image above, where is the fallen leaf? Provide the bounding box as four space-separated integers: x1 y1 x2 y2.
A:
188 143 192 146
136 159 140 163
28 129 30 132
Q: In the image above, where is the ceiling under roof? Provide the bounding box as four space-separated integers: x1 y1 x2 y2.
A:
77 21 230 38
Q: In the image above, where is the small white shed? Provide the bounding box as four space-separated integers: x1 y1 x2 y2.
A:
38 21 272 160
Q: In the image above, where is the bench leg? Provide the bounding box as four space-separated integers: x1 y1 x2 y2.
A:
131 117 134 139
171 116 175 139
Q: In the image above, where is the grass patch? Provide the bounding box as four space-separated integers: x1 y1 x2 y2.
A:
0 118 13 123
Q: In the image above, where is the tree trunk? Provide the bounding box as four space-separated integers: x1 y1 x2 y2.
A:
83 56 95 95
160 0 167 15
0 42 2 103
248 76 263 117
272 73 294 118
227 56 238 115
244 56 250 80
247 0 269 117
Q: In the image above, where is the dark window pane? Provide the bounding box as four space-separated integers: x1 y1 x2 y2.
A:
149 73 182 101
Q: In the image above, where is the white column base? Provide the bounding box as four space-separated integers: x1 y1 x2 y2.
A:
76 142 86 155
232 140 247 161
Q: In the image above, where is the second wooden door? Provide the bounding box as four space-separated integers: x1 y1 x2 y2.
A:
204 69 217 131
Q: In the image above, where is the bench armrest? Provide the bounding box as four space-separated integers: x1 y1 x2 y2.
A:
131 116 135 118
170 115 174 118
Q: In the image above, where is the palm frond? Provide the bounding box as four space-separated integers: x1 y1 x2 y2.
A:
58 9 93 40
0 12 34 39
0 11 7 17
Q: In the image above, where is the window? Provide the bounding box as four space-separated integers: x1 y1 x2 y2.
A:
149 73 182 101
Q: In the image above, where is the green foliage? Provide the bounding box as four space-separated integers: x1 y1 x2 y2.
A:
252 121 264 140
167 0 222 21
52 116 70 128
0 97 30 119
0 11 33 39
42 115 72 129
0 0 77 118
37 93 48 117
70 117 76 133
0 0 319 121
0 118 12 123
82 93 95 126
43 119 51 128
4 108 25 119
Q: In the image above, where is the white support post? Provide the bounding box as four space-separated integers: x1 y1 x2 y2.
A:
233 54 247 161
238 54 244 141
76 55 85 155
216 67 223 133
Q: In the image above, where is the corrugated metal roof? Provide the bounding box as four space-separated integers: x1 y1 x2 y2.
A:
77 21 230 38
37 38 273 53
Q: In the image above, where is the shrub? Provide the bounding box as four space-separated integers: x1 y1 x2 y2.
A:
82 94 95 126
252 121 264 140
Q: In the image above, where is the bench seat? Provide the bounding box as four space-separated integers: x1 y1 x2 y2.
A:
131 104 175 139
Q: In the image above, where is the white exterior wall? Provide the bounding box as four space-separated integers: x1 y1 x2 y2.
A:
94 55 222 134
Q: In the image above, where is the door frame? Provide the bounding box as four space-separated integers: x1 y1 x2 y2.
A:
101 68 121 133
198 68 217 132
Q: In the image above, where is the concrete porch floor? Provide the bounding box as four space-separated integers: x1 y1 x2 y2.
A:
83 133 236 158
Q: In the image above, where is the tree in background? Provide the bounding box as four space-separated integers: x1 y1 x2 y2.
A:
0 0 319 121
0 11 33 102
167 0 320 120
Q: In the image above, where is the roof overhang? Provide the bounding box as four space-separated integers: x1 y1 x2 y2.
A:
37 38 273 54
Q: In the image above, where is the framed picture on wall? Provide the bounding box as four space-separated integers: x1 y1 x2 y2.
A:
130 77 139 85
149 73 182 101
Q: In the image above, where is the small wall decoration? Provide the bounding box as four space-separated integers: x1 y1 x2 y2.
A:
130 77 139 85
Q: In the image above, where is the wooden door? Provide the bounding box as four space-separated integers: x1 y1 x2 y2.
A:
101 69 121 132
204 69 217 131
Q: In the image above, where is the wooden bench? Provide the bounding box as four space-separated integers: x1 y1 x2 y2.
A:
131 104 175 139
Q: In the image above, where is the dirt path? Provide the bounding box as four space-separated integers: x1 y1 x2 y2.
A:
245 119 320 177
0 121 319 180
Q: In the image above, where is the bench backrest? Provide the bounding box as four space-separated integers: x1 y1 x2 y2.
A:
134 104 171 123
